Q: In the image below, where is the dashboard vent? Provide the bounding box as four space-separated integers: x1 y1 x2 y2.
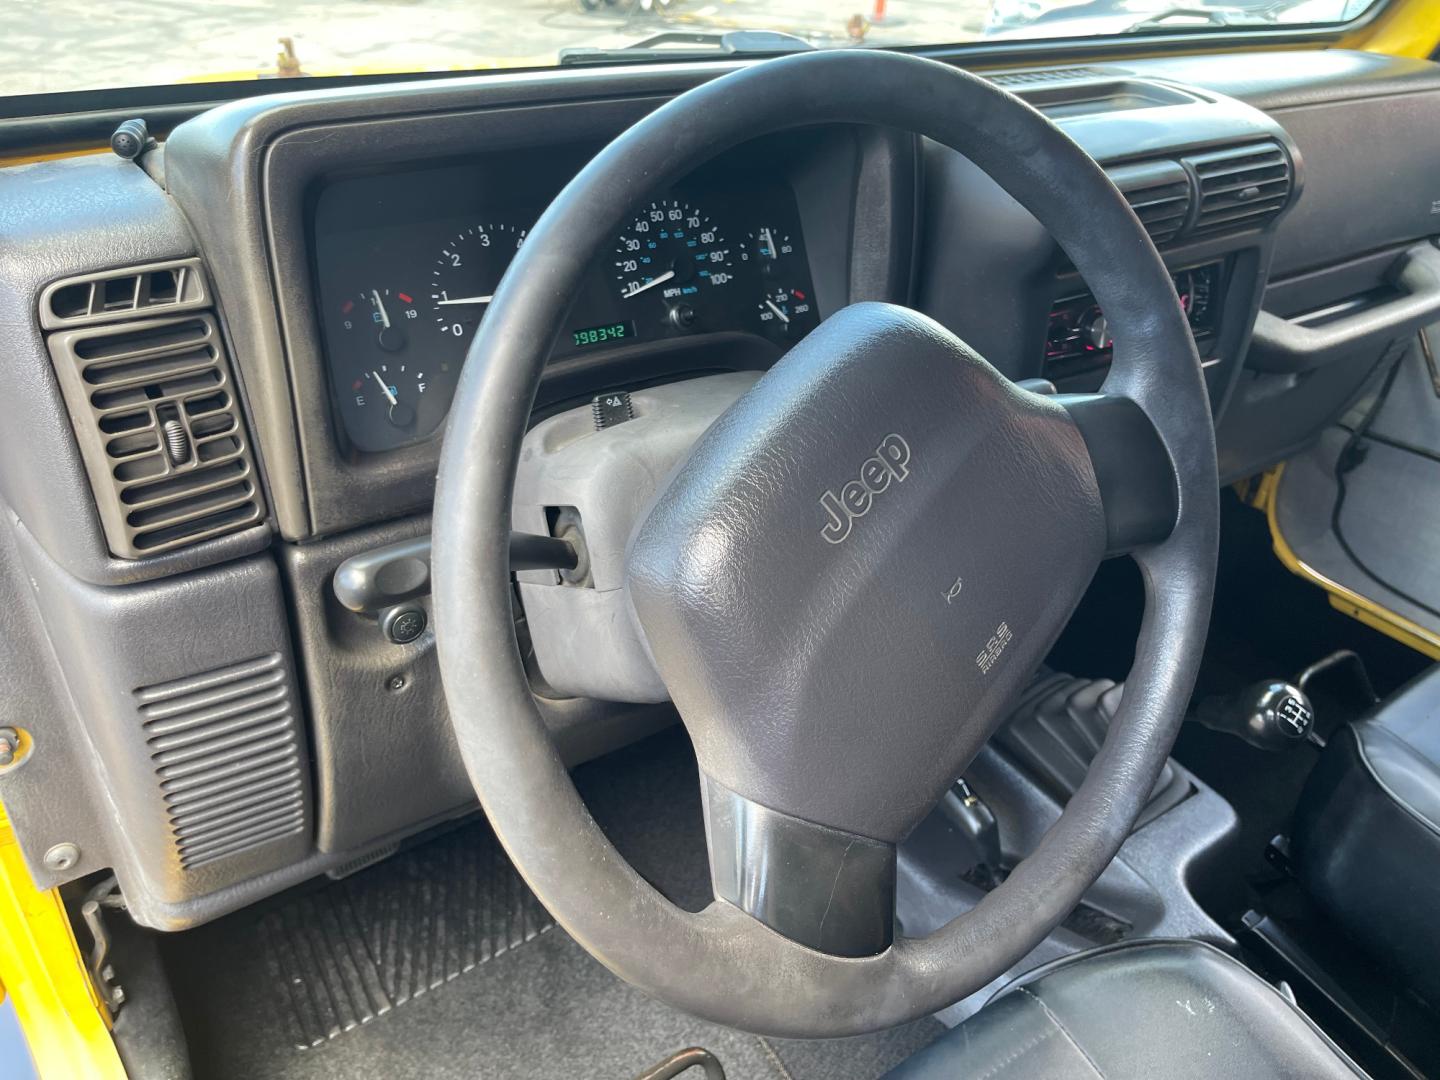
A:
1186 142 1292 236
989 66 1109 87
44 311 265 558
1106 159 1193 246
40 259 208 330
137 654 306 870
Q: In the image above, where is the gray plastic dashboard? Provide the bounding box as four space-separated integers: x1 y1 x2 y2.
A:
1 49 1438 930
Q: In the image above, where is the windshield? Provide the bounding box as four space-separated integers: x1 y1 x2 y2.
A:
4 0 1380 99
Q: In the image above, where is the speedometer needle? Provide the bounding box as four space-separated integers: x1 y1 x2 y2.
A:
435 295 493 306
371 371 398 406
370 289 391 329
622 270 675 300
765 299 790 325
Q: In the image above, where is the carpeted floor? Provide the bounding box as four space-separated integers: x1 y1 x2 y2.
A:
161 729 942 1080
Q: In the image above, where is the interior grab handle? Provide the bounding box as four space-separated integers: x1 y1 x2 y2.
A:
1248 241 1440 375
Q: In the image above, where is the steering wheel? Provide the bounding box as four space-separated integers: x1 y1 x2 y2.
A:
433 49 1217 1038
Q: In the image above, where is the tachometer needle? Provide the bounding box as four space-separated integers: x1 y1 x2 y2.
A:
622 270 675 300
765 299 790 324
435 295 493 306
370 289 391 329
371 370 398 406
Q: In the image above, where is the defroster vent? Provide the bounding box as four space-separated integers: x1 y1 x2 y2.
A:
137 654 307 870
40 259 208 330
45 308 264 558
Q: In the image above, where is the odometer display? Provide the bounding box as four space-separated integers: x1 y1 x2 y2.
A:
572 321 636 348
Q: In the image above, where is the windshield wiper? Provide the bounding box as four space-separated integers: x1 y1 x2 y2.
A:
559 29 814 66
1120 6 1273 33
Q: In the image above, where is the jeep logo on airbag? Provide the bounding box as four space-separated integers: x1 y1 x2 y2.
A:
819 433 912 545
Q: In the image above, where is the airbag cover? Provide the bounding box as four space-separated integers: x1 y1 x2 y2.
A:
628 303 1106 841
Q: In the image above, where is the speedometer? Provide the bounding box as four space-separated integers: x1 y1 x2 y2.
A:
613 199 733 303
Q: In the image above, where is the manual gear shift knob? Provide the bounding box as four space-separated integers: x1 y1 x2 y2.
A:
1197 680 1315 751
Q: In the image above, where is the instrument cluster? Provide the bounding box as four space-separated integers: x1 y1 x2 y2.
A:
312 157 819 453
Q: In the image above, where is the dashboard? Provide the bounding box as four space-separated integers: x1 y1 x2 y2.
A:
313 149 820 452
9 46 1440 935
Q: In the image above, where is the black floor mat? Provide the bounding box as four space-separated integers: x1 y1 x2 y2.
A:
252 824 555 1050
162 729 941 1080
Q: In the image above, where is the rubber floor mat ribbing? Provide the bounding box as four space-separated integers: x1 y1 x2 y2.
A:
162 731 942 1080
180 819 555 1052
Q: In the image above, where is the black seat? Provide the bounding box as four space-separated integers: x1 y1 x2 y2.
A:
1293 664 1440 1007
885 939 1362 1079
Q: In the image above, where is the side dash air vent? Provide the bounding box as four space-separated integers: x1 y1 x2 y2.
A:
1185 142 1292 236
137 654 307 871
44 311 265 558
1105 159 1193 246
40 259 208 330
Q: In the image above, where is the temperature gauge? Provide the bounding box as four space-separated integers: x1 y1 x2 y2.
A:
757 286 814 338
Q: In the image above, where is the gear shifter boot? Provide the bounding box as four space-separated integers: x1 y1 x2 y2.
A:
995 671 1189 826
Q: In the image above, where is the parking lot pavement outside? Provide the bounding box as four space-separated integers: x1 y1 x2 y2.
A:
1 0 993 99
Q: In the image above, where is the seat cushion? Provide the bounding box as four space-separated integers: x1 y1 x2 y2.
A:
1293 665 1440 1007
884 939 1362 1080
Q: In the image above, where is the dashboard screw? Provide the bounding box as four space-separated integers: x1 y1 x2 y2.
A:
44 843 80 873
0 728 18 767
386 675 407 693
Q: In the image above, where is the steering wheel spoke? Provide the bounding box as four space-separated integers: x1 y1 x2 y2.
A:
1059 391 1181 557
703 775 896 957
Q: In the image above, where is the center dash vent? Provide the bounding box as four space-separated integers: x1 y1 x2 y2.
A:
44 311 265 558
137 653 307 871
1185 142 1293 236
1106 159 1193 246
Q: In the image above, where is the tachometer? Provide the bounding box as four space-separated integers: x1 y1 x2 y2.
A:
430 223 528 342
613 199 733 303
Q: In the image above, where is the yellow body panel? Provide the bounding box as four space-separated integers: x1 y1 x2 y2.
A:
0 803 125 1079
1256 466 1440 660
1338 0 1440 58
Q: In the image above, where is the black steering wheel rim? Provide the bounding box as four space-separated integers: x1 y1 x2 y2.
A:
433 49 1218 1037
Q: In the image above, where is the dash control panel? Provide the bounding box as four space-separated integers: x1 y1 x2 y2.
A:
1044 261 1223 382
